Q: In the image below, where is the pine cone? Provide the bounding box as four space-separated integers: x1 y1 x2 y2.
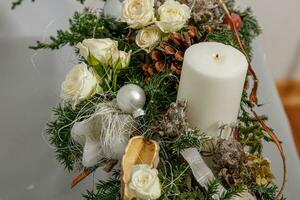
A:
142 26 205 78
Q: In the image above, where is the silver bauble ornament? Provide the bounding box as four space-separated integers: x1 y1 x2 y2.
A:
103 0 123 19
117 84 146 118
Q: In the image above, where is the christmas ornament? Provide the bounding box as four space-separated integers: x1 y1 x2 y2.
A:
223 13 243 30
103 0 123 18
71 102 135 167
142 26 204 78
117 84 146 118
122 136 160 200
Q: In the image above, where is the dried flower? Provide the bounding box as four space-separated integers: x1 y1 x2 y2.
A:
245 154 275 185
179 0 233 28
154 100 188 138
213 138 246 185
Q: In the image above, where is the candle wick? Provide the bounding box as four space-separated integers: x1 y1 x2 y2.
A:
214 53 220 59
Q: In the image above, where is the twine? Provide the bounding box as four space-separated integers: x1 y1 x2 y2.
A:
218 0 287 199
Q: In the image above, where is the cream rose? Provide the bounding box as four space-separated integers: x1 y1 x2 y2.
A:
76 39 119 66
129 164 161 200
121 0 155 29
136 26 162 52
156 0 191 33
61 63 100 106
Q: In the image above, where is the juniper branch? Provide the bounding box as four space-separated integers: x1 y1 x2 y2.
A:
29 9 130 50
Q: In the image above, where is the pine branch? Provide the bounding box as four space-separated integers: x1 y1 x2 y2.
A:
83 170 121 200
205 179 221 200
205 7 261 57
206 27 239 50
171 129 206 156
237 8 262 56
46 94 111 171
30 9 130 50
238 90 272 154
219 184 245 200
249 183 286 200
126 73 178 126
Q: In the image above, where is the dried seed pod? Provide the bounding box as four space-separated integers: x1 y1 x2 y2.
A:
121 136 160 200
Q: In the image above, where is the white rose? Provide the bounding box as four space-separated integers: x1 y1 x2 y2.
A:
119 51 131 68
155 0 191 33
61 63 100 106
121 0 155 29
129 164 161 200
76 38 120 66
136 26 162 52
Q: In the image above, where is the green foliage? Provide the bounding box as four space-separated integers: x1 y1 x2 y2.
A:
219 184 245 200
171 129 206 156
155 129 207 199
83 170 121 200
238 90 272 154
205 179 221 200
238 8 262 56
204 179 245 200
126 73 178 125
206 27 239 50
205 7 261 57
249 183 286 200
46 94 111 171
30 9 132 50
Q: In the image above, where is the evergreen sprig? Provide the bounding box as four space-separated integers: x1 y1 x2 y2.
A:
204 179 245 200
152 129 207 199
30 9 131 50
126 73 178 127
46 94 112 171
171 129 206 156
205 7 261 57
238 90 272 154
205 179 221 200
83 170 121 200
219 184 245 200
249 183 286 200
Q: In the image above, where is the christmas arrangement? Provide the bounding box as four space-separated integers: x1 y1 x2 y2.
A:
13 0 287 199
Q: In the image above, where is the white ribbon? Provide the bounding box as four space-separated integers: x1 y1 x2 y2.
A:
181 148 226 199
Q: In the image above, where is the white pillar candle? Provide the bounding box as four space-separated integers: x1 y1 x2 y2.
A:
177 42 248 138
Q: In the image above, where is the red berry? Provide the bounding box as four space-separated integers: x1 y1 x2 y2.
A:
223 13 243 30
